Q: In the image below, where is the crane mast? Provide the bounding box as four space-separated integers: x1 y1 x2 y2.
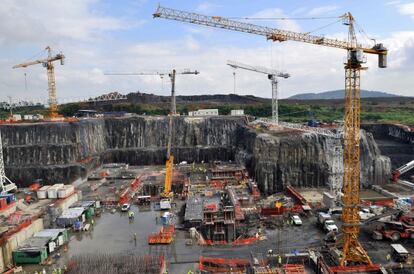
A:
227 60 289 124
105 69 199 200
13 46 65 119
154 6 388 266
0 131 16 194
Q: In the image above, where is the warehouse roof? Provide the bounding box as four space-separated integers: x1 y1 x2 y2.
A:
34 229 66 240
59 207 85 219
17 237 50 251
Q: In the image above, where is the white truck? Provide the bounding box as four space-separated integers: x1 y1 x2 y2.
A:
318 212 338 233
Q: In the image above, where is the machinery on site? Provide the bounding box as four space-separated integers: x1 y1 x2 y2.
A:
0 132 17 195
392 160 414 182
13 46 65 119
105 69 199 209
372 221 414 241
153 5 387 268
227 60 289 125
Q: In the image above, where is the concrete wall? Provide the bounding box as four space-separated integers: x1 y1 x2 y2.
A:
0 218 44 272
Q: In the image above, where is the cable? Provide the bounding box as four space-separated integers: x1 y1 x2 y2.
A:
303 18 343 35
228 16 341 21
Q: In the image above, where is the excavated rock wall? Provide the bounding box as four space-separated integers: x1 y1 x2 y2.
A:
235 126 390 195
1 116 390 194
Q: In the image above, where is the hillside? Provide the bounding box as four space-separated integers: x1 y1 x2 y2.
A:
289 90 398 100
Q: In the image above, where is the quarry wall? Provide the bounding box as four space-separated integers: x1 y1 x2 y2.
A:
1 116 391 194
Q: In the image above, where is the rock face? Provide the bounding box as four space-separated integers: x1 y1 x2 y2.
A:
1 116 390 195
235 126 391 195
363 123 413 179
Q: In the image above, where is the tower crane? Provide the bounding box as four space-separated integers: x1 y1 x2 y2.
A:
13 47 65 119
0 131 17 194
153 6 387 267
105 69 199 208
227 60 290 124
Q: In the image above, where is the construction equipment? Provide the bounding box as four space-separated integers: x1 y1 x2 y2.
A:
105 69 199 207
12 46 65 119
0 131 16 194
154 6 387 267
227 60 289 124
392 160 414 182
372 221 414 241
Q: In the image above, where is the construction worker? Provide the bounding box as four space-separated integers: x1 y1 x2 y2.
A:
386 253 391 261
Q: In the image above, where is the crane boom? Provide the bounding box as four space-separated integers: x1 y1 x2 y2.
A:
227 60 289 124
392 160 414 182
153 6 387 66
227 60 289 78
154 5 388 267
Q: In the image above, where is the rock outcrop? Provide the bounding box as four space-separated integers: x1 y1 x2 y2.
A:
1 116 390 194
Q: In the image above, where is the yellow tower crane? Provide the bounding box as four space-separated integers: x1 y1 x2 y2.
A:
153 6 387 266
105 69 199 209
13 46 65 119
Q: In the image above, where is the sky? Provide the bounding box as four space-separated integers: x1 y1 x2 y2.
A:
0 0 413 103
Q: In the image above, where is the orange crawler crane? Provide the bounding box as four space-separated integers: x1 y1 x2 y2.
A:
148 225 175 244
154 5 388 269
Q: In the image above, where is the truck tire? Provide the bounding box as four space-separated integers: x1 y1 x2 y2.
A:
391 232 401 241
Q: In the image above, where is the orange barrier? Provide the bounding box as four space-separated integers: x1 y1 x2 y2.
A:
284 264 306 274
148 225 175 245
203 236 259 246
199 256 249 273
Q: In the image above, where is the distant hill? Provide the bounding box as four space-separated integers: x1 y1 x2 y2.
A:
126 92 269 105
288 90 398 100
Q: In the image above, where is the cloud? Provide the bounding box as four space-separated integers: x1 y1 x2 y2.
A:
386 0 401 5
0 1 413 104
398 2 414 18
249 8 300 32
0 0 137 45
196 2 222 13
307 5 339 16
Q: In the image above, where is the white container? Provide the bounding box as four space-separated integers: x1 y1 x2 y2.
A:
47 184 64 199
37 186 50 199
58 185 75 199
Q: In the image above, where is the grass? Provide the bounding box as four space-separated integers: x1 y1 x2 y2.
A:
2 96 413 126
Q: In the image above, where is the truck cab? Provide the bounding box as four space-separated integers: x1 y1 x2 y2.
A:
324 220 338 233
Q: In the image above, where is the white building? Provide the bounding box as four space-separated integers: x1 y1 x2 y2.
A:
188 109 219 116
230 109 244 116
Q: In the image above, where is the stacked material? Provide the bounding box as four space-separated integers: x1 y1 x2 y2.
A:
47 184 64 199
58 185 75 198
36 186 50 199
67 254 166 274
37 184 75 199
